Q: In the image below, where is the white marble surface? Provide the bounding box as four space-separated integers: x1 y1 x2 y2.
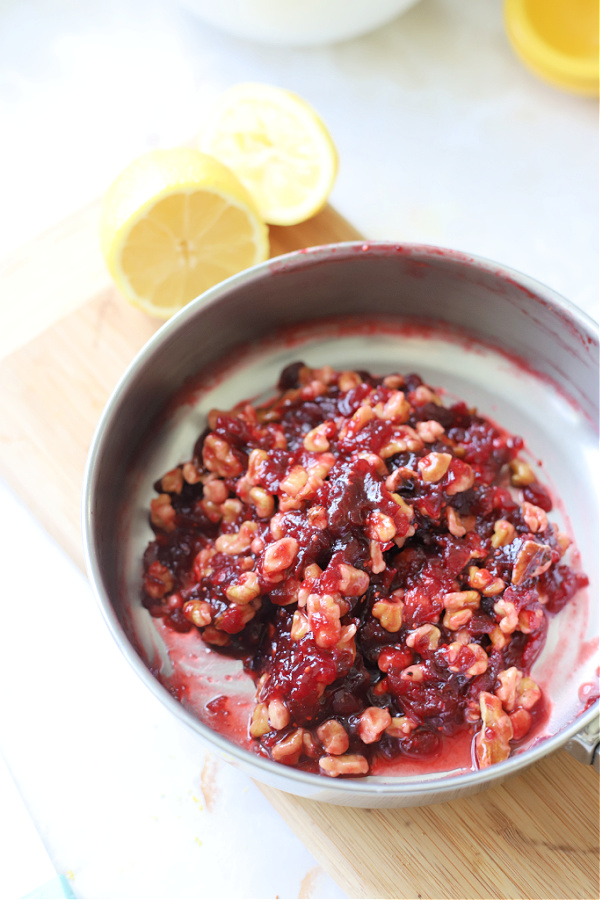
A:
0 1 597 898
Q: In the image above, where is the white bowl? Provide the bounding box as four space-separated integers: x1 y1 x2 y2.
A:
177 0 421 46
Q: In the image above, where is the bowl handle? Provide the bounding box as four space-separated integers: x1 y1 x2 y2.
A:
565 718 600 773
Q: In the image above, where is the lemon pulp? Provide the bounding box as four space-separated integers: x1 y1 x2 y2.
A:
100 148 269 318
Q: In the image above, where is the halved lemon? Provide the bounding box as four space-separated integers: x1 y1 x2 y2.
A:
504 0 599 96
199 83 338 226
100 147 269 319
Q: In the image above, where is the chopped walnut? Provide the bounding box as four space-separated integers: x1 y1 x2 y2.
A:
495 667 521 711
182 599 212 627
509 459 536 486
263 537 299 575
489 625 510 651
339 405 375 439
202 626 231 647
306 593 342 649
271 728 304 765
336 623 357 663
215 521 258 555
358 707 392 743
383 374 404 389
225 572 261 604
475 692 514 768
247 448 268 484
221 498 243 524
356 451 388 475
308 452 336 480
144 561 174 599
366 511 397 542
290 609 310 642
380 426 423 457
319 753 369 777
150 493 177 532
512 539 553 585
400 664 426 683
372 390 410 423
418 451 452 483
522 501 549 534
554 528 572 556
313 365 336 385
369 540 386 574
412 385 442 406
372 594 404 632
182 461 202 484
302 731 321 759
192 547 216 581
390 492 415 521
317 719 350 755
202 434 243 478
385 716 417 738
301 379 328 400
249 486 275 519
518 607 545 633
491 518 517 549
161 468 184 494
445 461 475 495
279 465 309 498
494 597 519 634
442 590 480 630
406 624 441 652
199 498 222 523
303 423 331 452
446 506 467 537
393 524 416 549
335 563 370 597
445 641 488 677
516 675 542 710
468 566 505 596
249 703 270 738
203 478 228 504
268 698 291 730
307 505 328 530
416 419 445 442
385 466 419 492
338 370 362 391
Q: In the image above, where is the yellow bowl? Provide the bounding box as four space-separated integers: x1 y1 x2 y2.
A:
504 0 599 96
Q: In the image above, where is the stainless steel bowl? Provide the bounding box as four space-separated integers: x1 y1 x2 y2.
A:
83 242 599 807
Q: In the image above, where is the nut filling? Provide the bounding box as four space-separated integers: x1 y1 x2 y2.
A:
141 364 588 776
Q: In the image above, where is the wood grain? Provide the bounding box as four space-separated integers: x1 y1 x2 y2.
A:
0 203 597 900
260 752 599 900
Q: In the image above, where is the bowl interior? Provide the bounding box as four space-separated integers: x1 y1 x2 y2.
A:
86 244 599 801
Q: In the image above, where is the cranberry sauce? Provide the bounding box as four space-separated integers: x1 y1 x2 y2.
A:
140 364 587 777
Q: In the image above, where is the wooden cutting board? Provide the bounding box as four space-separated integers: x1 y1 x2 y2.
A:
0 204 597 900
